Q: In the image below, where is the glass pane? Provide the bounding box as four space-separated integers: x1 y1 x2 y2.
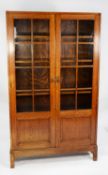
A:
77 91 92 109
61 20 77 36
34 95 50 111
15 44 31 61
61 44 76 66
78 44 93 60
33 19 49 41
61 91 75 110
34 44 49 60
14 19 31 42
16 68 32 90
16 96 32 112
61 68 76 88
78 68 92 88
34 68 49 89
79 20 94 42
33 19 50 112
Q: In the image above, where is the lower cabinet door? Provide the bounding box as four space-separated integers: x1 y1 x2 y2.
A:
56 112 91 147
16 113 55 149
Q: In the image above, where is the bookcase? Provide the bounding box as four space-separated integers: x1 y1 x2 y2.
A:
7 12 100 168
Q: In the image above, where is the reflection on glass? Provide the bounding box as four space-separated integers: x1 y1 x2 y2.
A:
33 19 50 112
14 19 31 42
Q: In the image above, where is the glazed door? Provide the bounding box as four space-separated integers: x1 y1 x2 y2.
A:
56 14 95 147
10 14 56 149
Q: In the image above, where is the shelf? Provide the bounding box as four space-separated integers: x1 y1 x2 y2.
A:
78 42 94 45
61 59 92 63
79 35 93 38
16 89 50 92
17 89 92 96
15 41 49 44
78 91 91 94
15 66 50 69
15 60 49 63
78 60 92 62
34 66 50 68
61 65 93 68
17 92 50 96
62 41 94 45
61 88 76 91
16 90 32 96
15 35 49 38
61 91 75 95
16 89 50 96
34 92 49 95
15 60 32 64
61 91 91 95
15 41 31 44
15 58 93 64
16 90 32 92
61 35 93 38
34 89 49 92
15 66 32 69
16 93 32 96
15 35 31 39
61 87 92 91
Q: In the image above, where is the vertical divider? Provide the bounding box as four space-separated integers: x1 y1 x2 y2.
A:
31 19 35 111
75 20 79 109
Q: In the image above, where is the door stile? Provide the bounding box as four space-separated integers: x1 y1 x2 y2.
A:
49 15 56 147
55 15 61 147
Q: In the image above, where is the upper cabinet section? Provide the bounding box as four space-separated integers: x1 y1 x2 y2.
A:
7 12 100 113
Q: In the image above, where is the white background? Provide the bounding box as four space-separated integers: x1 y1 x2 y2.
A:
0 0 108 174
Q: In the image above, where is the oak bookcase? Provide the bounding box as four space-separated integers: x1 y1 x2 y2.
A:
7 12 100 168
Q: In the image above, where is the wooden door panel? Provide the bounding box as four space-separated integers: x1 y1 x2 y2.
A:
16 119 51 149
60 117 90 142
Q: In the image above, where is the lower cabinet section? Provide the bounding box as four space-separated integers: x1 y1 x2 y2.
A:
16 117 91 149
10 115 97 168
